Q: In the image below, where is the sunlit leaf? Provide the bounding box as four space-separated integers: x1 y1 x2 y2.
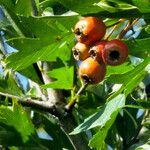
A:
6 34 74 70
70 94 125 135
42 65 74 89
107 58 149 99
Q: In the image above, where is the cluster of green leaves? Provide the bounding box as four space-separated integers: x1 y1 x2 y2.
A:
0 0 150 150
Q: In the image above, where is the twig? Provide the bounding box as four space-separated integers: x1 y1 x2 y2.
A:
105 24 119 40
0 91 64 115
65 83 88 111
105 19 125 40
117 18 139 39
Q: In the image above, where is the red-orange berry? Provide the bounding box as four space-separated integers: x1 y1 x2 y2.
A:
72 42 90 61
79 57 106 84
102 39 128 66
74 17 106 45
89 41 107 63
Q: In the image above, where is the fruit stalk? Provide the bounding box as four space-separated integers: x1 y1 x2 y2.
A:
65 83 88 111
117 18 139 39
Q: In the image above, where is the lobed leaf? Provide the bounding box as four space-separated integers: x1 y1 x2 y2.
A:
0 102 37 146
42 65 74 89
0 72 23 96
125 38 150 58
70 94 125 135
6 34 74 70
107 58 150 100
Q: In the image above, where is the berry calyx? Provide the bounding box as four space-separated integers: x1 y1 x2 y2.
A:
72 42 90 61
89 41 107 63
79 57 106 84
102 39 128 66
74 17 106 45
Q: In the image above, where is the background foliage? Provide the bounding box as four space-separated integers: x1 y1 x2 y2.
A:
0 0 150 150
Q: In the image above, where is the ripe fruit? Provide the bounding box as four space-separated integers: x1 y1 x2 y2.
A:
79 57 106 84
89 41 107 63
74 17 106 45
102 39 128 66
72 42 90 61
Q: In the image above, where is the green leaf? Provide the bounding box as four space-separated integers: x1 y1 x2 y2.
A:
0 71 23 96
88 94 125 149
132 0 150 13
6 34 74 70
53 0 140 16
19 16 67 40
42 65 74 89
124 38 150 58
106 62 134 78
70 94 125 135
0 103 36 146
0 0 32 16
14 0 32 16
145 25 150 34
89 128 108 150
0 0 14 11
2 7 27 37
18 15 78 40
126 100 150 110
107 58 150 99
95 0 137 13
54 0 104 15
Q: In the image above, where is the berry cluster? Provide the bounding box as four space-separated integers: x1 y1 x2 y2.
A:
72 17 129 84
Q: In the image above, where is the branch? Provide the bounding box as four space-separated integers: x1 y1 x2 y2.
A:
0 91 64 116
0 91 89 150
40 62 65 105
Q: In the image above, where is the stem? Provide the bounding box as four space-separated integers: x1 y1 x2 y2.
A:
117 18 139 39
65 83 88 111
105 24 118 40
